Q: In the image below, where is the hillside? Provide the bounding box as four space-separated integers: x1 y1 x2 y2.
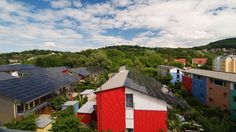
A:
194 38 236 49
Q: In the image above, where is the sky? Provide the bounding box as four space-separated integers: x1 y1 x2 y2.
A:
0 0 236 53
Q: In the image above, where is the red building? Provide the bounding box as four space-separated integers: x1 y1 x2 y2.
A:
182 74 193 94
175 59 186 65
192 58 208 66
77 101 96 124
95 69 187 132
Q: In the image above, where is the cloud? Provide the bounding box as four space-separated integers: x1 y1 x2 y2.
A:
43 42 56 49
0 0 236 52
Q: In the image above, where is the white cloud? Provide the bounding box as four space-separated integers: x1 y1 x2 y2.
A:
43 42 56 49
50 0 72 8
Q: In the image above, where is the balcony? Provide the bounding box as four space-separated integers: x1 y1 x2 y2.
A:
16 101 49 117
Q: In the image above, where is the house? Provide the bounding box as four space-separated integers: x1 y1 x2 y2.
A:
80 89 95 101
95 67 189 132
70 66 102 81
62 101 79 113
0 67 80 125
36 114 52 132
192 58 208 66
158 65 183 84
175 59 186 65
182 69 236 120
213 55 236 73
77 101 96 124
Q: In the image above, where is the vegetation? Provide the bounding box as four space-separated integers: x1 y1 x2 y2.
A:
194 38 236 49
50 107 80 132
5 114 37 131
51 95 67 111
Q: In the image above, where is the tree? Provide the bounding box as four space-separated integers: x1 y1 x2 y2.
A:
168 61 184 69
51 95 67 111
5 114 37 131
159 73 173 85
51 107 81 132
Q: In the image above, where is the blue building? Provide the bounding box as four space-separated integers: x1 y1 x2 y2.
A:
192 74 206 104
158 65 183 84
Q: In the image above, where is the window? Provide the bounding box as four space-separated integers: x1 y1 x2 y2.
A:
209 87 213 92
35 99 40 106
234 83 236 90
234 96 236 102
209 98 213 102
30 101 34 108
223 104 227 108
224 92 227 97
126 129 134 132
126 94 133 108
177 74 180 78
177 70 180 73
210 78 214 83
214 79 226 87
16 103 24 113
195 75 202 80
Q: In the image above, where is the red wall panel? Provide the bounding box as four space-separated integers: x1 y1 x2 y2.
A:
182 76 192 94
96 87 125 132
77 113 91 124
134 110 167 132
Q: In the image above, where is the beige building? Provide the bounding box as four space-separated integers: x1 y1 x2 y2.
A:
213 55 236 73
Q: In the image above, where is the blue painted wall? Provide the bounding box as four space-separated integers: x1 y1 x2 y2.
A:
192 75 206 104
170 72 183 84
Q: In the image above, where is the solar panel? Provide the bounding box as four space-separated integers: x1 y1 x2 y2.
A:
0 64 38 72
0 67 80 103
70 66 102 77
0 72 16 80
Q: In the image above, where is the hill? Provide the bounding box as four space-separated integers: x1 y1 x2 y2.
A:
194 38 236 49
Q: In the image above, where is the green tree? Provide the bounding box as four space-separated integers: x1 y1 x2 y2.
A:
5 115 37 131
51 95 67 111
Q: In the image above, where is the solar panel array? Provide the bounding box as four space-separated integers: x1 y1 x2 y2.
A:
126 70 189 108
70 66 102 77
0 64 38 72
0 67 80 103
0 72 16 80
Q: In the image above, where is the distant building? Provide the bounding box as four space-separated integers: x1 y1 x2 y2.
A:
77 101 96 125
158 65 183 84
79 89 95 101
62 101 79 113
70 66 102 82
182 69 236 120
36 114 52 132
192 58 208 66
175 59 186 65
213 55 236 73
0 66 79 125
95 68 189 132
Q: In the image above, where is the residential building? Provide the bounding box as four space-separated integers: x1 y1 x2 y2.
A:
192 58 208 66
175 58 186 65
158 65 183 84
0 66 79 125
95 68 189 132
36 114 52 132
80 89 96 101
77 101 96 124
213 55 236 73
70 66 102 81
62 101 79 113
182 69 236 120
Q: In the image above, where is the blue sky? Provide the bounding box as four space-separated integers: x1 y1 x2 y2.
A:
0 0 236 53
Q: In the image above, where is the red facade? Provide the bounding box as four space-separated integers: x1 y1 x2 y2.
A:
182 76 192 94
96 87 126 132
134 110 167 132
175 59 186 65
77 113 92 124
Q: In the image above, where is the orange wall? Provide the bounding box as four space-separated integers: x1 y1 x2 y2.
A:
206 78 230 110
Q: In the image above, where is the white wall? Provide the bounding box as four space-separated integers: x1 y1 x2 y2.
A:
124 88 167 129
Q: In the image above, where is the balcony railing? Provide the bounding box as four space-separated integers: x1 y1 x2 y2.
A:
16 101 49 116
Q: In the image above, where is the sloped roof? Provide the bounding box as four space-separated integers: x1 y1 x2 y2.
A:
77 101 96 114
192 58 208 65
70 66 102 77
0 72 16 80
0 64 37 72
0 67 80 103
80 89 94 95
183 68 236 83
96 69 189 108
36 115 52 128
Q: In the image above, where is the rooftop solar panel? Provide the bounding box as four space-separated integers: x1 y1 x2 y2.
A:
0 64 38 72
0 72 16 80
0 67 79 103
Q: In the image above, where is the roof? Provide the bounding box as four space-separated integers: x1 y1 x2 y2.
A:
77 101 96 114
192 58 208 65
96 69 189 108
0 67 80 103
158 65 179 70
183 68 236 82
0 72 16 80
70 66 102 76
80 89 94 95
0 64 37 72
63 101 79 106
175 59 186 64
36 115 52 128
